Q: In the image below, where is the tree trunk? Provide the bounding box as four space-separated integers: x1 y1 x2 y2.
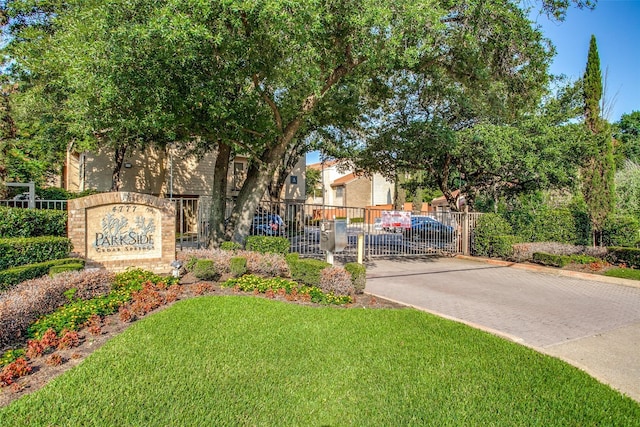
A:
412 186 422 214
209 142 231 247
111 145 127 192
267 145 304 208
230 137 293 243
157 145 169 198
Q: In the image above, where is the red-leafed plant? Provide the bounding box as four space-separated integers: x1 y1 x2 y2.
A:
118 306 134 323
87 315 102 335
57 330 81 349
0 357 32 387
45 353 64 367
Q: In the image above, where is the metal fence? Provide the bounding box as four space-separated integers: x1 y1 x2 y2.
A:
194 198 482 261
0 199 68 210
1 196 482 259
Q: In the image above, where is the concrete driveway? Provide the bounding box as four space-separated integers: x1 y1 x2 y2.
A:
364 256 640 402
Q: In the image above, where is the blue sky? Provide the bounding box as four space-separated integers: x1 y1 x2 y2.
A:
531 0 640 122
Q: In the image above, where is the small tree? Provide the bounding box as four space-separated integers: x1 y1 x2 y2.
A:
580 35 615 246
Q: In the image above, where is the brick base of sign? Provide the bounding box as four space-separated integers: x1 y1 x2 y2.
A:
68 192 176 274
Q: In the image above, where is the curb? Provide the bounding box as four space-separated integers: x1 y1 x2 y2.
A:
455 255 640 289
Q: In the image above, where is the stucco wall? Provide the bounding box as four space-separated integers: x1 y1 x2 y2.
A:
70 147 305 200
345 177 372 208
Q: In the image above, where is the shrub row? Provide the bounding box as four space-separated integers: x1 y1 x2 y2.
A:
179 249 290 278
0 207 67 238
222 274 352 305
511 242 608 263
606 247 640 269
532 252 601 268
0 237 72 271
181 249 367 294
532 252 572 268
0 258 85 292
0 270 115 352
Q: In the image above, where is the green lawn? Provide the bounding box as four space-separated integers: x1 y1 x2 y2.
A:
1 296 639 426
605 267 640 281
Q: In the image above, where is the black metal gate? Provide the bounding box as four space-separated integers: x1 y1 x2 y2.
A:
188 198 481 261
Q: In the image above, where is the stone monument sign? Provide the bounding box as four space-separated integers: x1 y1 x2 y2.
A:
68 192 176 273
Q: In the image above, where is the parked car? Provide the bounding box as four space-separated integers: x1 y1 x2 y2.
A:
251 213 285 236
402 215 455 243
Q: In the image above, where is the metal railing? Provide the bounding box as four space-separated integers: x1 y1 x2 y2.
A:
0 196 482 259
0 200 68 210
194 199 481 261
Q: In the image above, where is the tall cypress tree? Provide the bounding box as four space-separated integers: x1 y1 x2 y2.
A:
581 35 615 245
583 35 602 134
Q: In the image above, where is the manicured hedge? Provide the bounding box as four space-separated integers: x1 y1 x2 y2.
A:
0 207 67 238
0 258 84 292
344 263 366 294
245 236 290 255
49 263 85 276
288 258 330 287
193 259 220 281
0 237 72 271
532 252 572 268
230 256 247 277
606 247 640 269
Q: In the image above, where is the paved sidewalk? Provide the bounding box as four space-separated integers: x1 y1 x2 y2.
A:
364 256 640 402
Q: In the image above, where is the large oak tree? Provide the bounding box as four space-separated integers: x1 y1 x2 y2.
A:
2 0 596 242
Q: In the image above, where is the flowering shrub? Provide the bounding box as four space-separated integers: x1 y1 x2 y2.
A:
0 357 32 387
319 267 354 296
112 268 178 291
27 289 131 339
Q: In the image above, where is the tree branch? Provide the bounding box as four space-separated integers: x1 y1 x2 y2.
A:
252 74 283 133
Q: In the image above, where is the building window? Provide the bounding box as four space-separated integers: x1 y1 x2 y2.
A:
335 187 344 198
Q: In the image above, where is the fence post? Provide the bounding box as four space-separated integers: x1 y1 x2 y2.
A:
462 206 470 255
